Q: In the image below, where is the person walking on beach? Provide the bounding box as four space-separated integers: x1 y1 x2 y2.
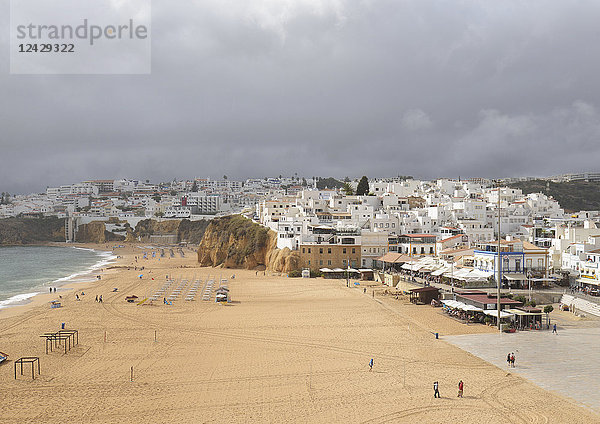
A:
369 358 374 371
458 380 464 398
95 295 98 302
507 353 511 367
510 353 515 368
49 287 52 294
552 323 557 334
99 295 103 303
433 381 440 398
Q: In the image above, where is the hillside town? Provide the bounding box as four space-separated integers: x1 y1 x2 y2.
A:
2 174 600 294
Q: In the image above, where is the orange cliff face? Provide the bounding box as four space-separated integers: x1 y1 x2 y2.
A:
196 215 300 272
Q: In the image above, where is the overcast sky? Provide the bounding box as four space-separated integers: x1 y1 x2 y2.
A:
2 0 600 193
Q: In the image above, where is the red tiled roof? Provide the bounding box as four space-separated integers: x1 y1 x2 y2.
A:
440 234 466 242
457 294 522 305
376 252 414 263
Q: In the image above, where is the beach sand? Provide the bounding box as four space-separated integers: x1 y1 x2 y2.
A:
0 244 598 423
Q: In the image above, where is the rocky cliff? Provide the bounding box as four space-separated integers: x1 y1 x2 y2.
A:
0 216 210 245
127 219 210 243
77 221 125 243
0 216 65 245
197 215 300 272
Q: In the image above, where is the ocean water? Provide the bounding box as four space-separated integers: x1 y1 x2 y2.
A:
0 246 116 309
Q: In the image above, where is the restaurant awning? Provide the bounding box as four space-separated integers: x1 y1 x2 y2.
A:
482 310 514 319
444 268 472 280
442 299 483 312
377 252 414 264
504 308 542 316
431 266 450 276
576 278 600 286
504 273 527 281
319 268 332 272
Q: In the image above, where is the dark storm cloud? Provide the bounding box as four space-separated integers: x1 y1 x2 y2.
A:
2 0 600 193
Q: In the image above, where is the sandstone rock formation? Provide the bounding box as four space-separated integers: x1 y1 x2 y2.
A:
197 215 300 272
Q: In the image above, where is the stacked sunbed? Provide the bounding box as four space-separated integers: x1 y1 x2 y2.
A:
167 279 189 302
202 279 215 301
185 279 202 301
149 279 174 302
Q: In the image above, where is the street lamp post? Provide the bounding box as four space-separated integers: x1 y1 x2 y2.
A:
497 184 502 331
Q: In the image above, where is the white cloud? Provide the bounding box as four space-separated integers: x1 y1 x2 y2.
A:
401 109 433 131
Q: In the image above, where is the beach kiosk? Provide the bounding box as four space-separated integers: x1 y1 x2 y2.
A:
409 287 440 304
215 287 229 303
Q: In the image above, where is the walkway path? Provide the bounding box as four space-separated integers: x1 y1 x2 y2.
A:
445 325 600 413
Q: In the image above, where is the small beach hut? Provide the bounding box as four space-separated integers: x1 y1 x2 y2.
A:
409 287 440 304
215 287 229 302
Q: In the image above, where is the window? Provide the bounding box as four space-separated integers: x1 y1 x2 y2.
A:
328 260 332 265
302 248 305 253
319 248 323 254
538 258 544 268
343 248 347 254
319 260 323 265
421 247 425 254
526 259 532 269
308 260 311 265
352 248 356 254
430 247 434 254
515 259 521 272
328 248 331 254
308 248 311 254
412 247 416 254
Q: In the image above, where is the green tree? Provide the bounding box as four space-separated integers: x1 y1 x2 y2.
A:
356 176 369 196
342 182 354 195
343 176 351 182
223 175 228 180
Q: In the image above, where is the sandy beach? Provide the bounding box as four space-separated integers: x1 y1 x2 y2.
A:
0 244 598 423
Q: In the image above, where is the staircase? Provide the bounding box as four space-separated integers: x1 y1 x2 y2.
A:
561 294 600 317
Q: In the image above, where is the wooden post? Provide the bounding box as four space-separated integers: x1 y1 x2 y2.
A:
154 330 157 342
130 366 133 382
104 331 107 343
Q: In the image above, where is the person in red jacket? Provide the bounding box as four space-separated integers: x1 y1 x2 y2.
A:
458 380 464 397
